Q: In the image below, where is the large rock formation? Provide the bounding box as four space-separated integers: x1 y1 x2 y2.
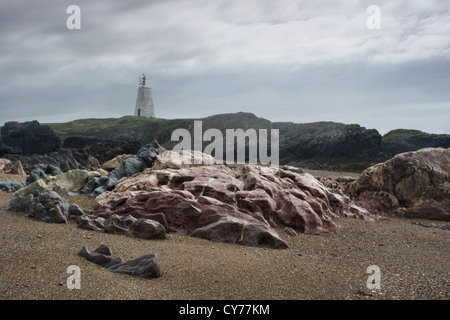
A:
349 147 450 221
0 121 109 174
0 121 60 156
48 113 450 172
89 150 373 248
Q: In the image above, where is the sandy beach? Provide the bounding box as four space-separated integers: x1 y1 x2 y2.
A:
0 171 448 300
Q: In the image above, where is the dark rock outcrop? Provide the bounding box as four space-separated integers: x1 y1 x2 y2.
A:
4 148 100 174
63 137 140 164
0 121 60 156
78 245 161 278
26 164 63 184
0 180 27 192
6 194 34 213
274 121 383 172
6 191 88 223
47 113 450 172
382 129 450 157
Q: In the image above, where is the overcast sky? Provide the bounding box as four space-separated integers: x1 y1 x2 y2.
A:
1 0 449 134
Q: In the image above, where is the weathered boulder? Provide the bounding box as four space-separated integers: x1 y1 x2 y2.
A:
16 168 108 196
275 190 339 234
6 194 34 213
13 179 52 197
284 227 298 236
349 147 450 220
152 150 215 170
27 191 71 223
88 155 101 169
27 164 62 184
89 141 166 198
45 169 108 194
173 165 243 205
7 191 69 223
0 180 27 192
317 176 356 195
0 158 12 173
69 203 91 217
102 154 133 171
78 245 161 278
77 215 105 231
7 191 89 223
0 158 26 177
401 201 450 221
80 175 109 195
191 216 289 248
10 161 26 176
103 214 167 240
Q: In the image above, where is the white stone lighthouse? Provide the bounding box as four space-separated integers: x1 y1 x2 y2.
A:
134 74 156 118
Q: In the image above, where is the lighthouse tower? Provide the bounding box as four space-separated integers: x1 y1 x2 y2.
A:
134 74 156 118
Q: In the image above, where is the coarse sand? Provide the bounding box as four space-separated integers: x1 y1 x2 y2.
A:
0 174 448 300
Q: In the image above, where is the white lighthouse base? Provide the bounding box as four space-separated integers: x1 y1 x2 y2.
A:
135 86 155 118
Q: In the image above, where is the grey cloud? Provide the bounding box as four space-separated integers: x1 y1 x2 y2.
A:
0 0 449 135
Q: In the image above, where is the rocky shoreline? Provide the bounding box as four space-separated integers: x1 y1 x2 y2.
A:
0 120 448 300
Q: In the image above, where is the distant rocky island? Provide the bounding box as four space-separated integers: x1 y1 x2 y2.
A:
1 112 449 172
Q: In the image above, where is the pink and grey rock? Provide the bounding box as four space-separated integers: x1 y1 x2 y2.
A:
90 152 372 248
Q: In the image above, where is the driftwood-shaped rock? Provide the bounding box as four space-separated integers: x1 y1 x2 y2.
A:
78 245 161 278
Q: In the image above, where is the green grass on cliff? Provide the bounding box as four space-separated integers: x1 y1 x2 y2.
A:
47 116 197 142
382 129 426 141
